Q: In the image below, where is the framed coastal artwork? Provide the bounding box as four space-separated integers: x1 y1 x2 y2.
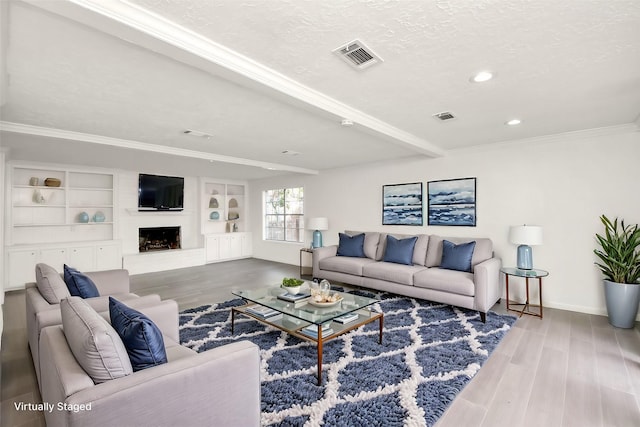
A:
382 182 423 225
427 177 476 226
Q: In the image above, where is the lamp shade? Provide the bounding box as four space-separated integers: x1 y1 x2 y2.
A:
509 225 543 246
307 217 329 231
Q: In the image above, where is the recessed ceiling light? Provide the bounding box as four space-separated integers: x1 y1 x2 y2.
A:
470 71 494 83
341 119 354 127
506 119 522 126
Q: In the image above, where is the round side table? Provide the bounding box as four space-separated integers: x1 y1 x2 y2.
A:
501 267 549 318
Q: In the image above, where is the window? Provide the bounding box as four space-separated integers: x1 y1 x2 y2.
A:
264 187 304 242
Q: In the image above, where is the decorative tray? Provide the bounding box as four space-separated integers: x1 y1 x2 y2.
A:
308 297 343 307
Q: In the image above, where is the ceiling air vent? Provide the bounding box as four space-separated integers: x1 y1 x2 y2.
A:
333 40 383 70
433 111 456 121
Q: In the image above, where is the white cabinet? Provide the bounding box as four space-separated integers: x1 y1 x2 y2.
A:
204 232 252 263
7 249 38 289
4 241 122 289
205 235 220 262
95 243 122 271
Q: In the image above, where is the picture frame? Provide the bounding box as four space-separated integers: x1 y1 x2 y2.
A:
382 182 423 225
427 177 476 226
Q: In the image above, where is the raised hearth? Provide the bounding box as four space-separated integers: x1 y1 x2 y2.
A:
139 226 181 252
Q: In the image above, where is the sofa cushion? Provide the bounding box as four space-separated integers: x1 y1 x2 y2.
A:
345 230 380 259
319 256 376 276
337 233 366 258
383 235 418 265
440 240 476 273
363 262 427 286
413 268 475 296
426 236 493 270
35 263 70 304
64 265 100 298
61 296 132 384
109 297 168 372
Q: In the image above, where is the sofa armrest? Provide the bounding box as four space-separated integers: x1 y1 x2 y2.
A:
312 245 338 276
86 269 130 295
473 257 502 313
43 335 261 427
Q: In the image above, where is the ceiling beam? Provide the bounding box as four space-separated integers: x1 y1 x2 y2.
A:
0 122 320 175
22 0 446 158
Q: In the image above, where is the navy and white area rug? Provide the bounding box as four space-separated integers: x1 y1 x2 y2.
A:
179 293 516 427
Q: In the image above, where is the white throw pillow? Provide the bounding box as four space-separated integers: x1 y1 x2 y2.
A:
61 296 133 384
35 263 70 304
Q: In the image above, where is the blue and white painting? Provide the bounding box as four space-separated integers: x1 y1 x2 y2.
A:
428 178 476 226
382 182 423 225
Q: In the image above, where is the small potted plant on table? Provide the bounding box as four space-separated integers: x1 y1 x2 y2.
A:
282 277 305 295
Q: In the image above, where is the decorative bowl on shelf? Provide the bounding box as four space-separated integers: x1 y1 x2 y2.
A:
44 178 61 187
209 211 220 220
78 212 89 223
93 211 106 222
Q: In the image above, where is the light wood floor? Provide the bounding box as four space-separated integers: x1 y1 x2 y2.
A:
2 258 639 426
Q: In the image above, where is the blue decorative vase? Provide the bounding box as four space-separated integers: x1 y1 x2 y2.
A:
93 211 105 222
210 211 220 220
78 212 89 223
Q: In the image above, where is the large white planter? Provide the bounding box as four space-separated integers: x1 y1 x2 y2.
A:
604 280 640 329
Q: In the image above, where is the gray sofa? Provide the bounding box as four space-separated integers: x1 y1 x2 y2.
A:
26 264 161 386
313 231 501 322
39 298 261 427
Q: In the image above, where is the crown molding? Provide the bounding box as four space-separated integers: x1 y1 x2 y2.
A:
21 0 445 158
0 121 319 175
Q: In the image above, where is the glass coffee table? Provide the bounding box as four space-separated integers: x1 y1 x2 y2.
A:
232 286 383 385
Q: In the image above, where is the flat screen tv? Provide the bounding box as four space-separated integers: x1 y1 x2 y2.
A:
138 174 184 211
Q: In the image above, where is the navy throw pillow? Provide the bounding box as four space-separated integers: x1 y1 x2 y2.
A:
109 297 167 372
63 265 100 298
337 233 366 258
440 240 477 272
383 235 418 265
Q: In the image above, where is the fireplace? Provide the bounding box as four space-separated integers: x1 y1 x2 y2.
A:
139 226 181 252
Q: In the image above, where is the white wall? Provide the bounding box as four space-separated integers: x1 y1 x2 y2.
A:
249 126 640 317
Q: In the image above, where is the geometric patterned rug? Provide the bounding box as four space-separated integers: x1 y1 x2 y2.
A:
179 292 516 427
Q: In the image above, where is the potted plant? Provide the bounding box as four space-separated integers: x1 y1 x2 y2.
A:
594 215 640 328
281 277 305 295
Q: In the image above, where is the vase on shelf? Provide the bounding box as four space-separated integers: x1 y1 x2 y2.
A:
78 212 89 223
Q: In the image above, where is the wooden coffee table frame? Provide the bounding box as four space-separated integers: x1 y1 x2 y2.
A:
232 304 383 385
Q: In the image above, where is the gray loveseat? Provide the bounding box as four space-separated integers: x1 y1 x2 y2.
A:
39 297 261 427
313 231 501 322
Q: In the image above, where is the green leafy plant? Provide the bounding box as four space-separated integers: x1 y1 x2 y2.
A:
282 277 304 287
594 215 640 284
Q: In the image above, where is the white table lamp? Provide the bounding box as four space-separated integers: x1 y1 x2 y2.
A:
307 217 329 248
509 225 543 270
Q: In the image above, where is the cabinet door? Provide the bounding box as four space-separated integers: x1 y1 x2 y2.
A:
7 249 38 288
95 243 122 271
68 246 95 271
39 247 68 272
218 235 232 259
205 235 220 262
229 235 242 258
241 232 252 256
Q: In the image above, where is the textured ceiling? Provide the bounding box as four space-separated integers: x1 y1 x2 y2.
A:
1 0 639 177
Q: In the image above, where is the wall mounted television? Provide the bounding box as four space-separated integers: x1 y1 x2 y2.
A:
138 174 184 211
